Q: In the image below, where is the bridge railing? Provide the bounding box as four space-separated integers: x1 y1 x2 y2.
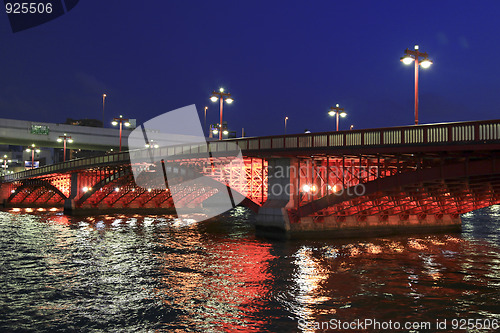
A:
227 119 500 152
1 150 131 181
2 119 500 182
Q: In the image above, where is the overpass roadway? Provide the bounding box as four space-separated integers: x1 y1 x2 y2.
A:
0 118 132 151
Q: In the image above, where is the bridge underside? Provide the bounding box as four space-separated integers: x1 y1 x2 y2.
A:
256 153 500 238
1 158 267 216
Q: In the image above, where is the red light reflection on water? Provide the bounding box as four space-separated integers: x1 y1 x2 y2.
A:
46 215 71 226
154 236 276 332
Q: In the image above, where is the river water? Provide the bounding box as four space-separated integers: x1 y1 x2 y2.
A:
0 206 499 332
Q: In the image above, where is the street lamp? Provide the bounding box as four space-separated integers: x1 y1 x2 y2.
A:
111 115 130 152
284 116 288 135
57 133 74 162
25 144 40 170
210 88 234 140
102 93 107 127
401 45 433 125
204 106 208 135
0 155 12 175
328 104 347 131
145 140 159 149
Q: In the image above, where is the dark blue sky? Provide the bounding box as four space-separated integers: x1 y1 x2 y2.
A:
1 1 499 136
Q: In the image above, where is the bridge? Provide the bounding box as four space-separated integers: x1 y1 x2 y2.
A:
1 119 500 238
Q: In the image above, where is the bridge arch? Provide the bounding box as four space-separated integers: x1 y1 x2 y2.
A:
76 168 132 207
8 180 67 203
297 157 500 218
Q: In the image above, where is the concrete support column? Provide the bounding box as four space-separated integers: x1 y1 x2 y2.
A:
256 158 298 232
0 183 10 207
64 172 79 213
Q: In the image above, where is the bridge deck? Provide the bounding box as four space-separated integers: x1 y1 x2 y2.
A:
2 119 500 182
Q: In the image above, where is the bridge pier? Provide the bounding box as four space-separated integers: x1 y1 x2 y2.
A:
63 173 78 214
256 158 297 234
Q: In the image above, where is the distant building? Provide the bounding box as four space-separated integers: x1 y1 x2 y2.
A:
65 118 103 128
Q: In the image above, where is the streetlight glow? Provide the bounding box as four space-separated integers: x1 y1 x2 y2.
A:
111 115 130 152
26 144 40 169
57 134 73 161
401 45 433 125
420 58 433 68
401 55 414 65
210 87 234 140
328 104 347 131
102 94 107 127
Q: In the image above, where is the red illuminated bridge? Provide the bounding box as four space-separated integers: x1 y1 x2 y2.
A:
1 119 500 238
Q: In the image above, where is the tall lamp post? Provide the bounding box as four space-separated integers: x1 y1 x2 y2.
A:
210 88 234 140
0 155 11 175
328 104 347 131
25 144 40 169
284 116 288 135
400 45 433 125
57 133 74 162
102 93 107 127
111 115 130 152
204 106 208 135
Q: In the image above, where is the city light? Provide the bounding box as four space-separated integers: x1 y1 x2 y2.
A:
420 58 433 68
400 45 433 125
204 106 208 133
102 93 107 126
145 141 159 148
302 184 317 193
210 87 234 140
328 104 348 131
111 115 130 152
25 144 40 170
401 55 413 65
1 155 12 176
57 133 73 161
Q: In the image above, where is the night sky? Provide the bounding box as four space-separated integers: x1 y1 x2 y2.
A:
1 1 499 137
